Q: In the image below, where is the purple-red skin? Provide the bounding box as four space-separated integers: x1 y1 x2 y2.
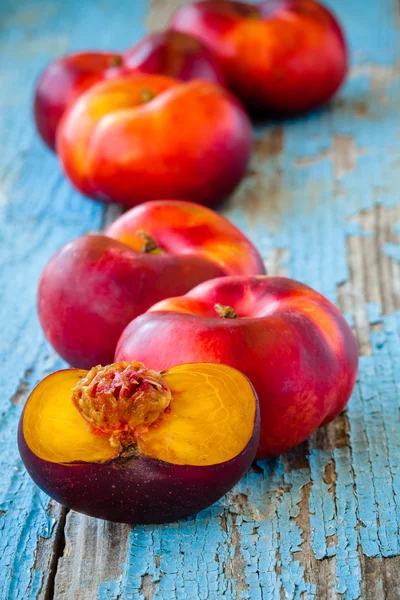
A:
18 396 260 524
123 30 225 85
38 235 226 369
34 52 123 151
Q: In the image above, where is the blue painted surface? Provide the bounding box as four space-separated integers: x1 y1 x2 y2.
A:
1 0 400 599
0 0 148 597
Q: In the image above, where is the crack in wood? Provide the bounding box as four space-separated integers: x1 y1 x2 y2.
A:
223 514 249 599
53 514 131 599
10 369 32 405
229 490 267 522
41 507 68 600
139 573 157 600
101 203 124 231
338 205 400 355
233 128 285 235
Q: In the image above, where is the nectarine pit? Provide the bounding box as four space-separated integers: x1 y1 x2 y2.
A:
72 361 171 451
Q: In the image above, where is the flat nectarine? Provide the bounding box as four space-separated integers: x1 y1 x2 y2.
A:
116 275 359 458
170 0 348 115
34 31 223 151
19 361 259 523
38 200 265 368
57 75 252 208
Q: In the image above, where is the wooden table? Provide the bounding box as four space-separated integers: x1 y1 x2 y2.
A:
1 0 399 598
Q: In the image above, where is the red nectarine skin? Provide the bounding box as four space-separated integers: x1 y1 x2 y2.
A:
123 30 224 85
116 276 359 459
34 31 224 151
170 0 348 114
38 200 265 368
38 235 225 369
57 75 252 207
34 52 124 151
19 362 260 523
105 199 266 277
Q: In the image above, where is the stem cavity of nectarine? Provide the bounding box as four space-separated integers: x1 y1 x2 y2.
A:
72 361 172 452
137 230 164 254
214 303 238 319
108 55 123 68
140 88 156 103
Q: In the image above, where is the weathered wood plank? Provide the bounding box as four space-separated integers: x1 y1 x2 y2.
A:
0 0 148 598
1 0 400 598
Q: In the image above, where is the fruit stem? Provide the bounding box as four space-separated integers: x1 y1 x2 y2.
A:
108 55 123 68
214 304 238 319
141 88 156 103
138 230 164 254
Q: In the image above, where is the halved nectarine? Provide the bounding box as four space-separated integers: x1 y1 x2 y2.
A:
18 361 259 524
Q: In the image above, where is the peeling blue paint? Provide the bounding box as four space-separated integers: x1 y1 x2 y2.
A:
98 579 122 600
334 447 361 598
0 0 149 598
367 303 383 325
383 242 400 262
346 221 374 238
309 450 336 560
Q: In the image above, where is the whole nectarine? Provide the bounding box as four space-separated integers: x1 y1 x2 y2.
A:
34 31 223 150
57 74 252 207
116 275 358 458
170 0 348 114
38 200 265 368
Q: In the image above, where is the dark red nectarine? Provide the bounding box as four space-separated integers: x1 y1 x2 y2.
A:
18 361 259 523
123 30 224 84
38 200 265 369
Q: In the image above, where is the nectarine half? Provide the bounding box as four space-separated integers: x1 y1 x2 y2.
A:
19 361 259 523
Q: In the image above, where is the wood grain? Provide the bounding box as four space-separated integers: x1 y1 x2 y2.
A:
1 0 400 598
